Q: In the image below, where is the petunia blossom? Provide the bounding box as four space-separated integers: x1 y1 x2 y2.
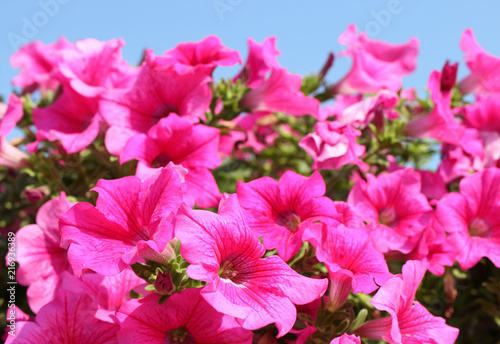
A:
10 37 72 93
100 50 212 156
14 193 75 313
60 167 183 276
347 168 433 254
405 69 483 156
175 194 328 337
458 28 500 95
299 121 366 171
6 288 119 344
120 113 221 208
157 35 241 75
355 260 459 344
116 288 253 344
235 37 281 88
236 170 341 262
0 94 28 169
240 68 320 117
331 334 361 344
331 24 419 94
435 167 500 269
303 223 392 311
55 38 138 98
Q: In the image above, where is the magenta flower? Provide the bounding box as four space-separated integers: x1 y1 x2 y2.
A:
29 38 137 154
435 167 500 269
158 35 241 75
402 216 457 276
100 50 212 156
317 94 363 122
331 334 361 344
120 113 222 208
10 37 72 93
458 28 500 95
60 167 183 276
348 168 433 254
14 193 74 313
299 121 366 171
303 223 392 311
340 90 399 129
175 194 328 337
406 70 483 156
58 269 145 323
31 83 102 154
6 288 119 344
236 171 341 262
56 38 137 98
0 94 28 169
235 37 281 88
355 261 459 344
240 68 320 117
116 288 253 344
332 24 419 94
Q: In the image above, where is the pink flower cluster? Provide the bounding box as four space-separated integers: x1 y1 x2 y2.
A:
4 24 500 344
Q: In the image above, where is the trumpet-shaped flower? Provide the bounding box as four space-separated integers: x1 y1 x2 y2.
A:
60 167 182 276
332 24 418 94
175 194 328 337
348 169 433 254
116 288 252 344
355 261 459 344
435 167 500 269
120 114 221 208
236 171 341 261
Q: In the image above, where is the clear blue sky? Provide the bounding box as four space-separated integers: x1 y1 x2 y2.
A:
1 1 500 99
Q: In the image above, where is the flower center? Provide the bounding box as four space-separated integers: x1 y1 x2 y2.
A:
378 207 398 228
165 327 194 344
218 260 238 280
152 153 172 168
152 104 179 124
275 210 302 232
468 218 492 238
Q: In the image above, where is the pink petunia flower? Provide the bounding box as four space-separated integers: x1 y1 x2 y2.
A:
303 223 392 311
347 168 433 254
405 70 483 156
236 171 341 262
435 167 500 269
355 261 459 344
14 193 75 313
31 83 102 154
0 94 28 169
299 121 366 171
235 37 281 88
10 37 72 93
30 38 137 154
330 334 361 344
55 38 138 98
240 68 320 117
458 28 500 95
116 288 253 344
339 90 399 129
6 288 120 344
100 50 212 156
332 24 419 94
175 194 328 337
157 35 241 75
60 167 183 276
317 94 363 122
120 113 221 208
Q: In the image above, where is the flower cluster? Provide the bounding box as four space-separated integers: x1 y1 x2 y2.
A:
1 26 499 344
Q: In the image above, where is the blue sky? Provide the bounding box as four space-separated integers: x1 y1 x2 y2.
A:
1 1 500 99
